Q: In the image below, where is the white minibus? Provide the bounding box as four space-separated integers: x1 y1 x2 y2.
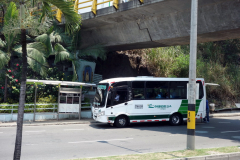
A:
92 77 206 127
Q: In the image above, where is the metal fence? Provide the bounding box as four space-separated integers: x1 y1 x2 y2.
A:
0 103 91 114
0 0 139 22
0 103 92 122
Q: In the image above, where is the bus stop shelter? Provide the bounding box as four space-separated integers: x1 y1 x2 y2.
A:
26 79 96 121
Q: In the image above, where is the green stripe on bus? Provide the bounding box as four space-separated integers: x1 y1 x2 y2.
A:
129 115 169 120
178 99 202 117
108 115 170 121
109 100 202 121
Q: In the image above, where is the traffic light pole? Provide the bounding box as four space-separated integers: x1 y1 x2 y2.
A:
187 0 198 150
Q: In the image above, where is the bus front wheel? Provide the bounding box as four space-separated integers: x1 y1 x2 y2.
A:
115 115 128 128
169 113 182 126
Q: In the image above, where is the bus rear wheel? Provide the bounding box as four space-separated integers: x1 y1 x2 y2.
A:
169 113 182 126
115 115 128 128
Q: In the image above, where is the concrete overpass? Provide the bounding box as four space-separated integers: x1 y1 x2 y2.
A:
79 0 240 51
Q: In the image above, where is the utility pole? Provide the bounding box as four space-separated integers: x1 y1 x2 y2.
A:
187 0 198 150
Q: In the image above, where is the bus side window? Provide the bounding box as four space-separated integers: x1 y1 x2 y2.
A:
146 81 168 99
113 90 128 105
132 81 145 100
169 81 188 99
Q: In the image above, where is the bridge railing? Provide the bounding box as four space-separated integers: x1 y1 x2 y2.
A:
0 0 144 25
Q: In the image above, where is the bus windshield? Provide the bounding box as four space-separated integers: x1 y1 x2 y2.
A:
93 83 109 107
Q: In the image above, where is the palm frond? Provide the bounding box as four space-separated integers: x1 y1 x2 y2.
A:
78 44 107 60
27 57 49 77
50 30 72 46
0 50 10 69
35 34 53 56
27 42 48 64
42 0 81 34
4 2 18 25
39 2 52 23
53 43 70 64
70 30 81 52
0 38 6 48
14 42 48 66
13 45 23 57
71 61 78 81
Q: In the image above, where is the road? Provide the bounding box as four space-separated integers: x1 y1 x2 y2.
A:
1 116 240 160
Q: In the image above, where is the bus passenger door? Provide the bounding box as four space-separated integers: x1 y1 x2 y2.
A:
105 90 113 116
106 87 129 116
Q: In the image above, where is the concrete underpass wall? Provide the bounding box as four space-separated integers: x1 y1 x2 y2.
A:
80 0 240 51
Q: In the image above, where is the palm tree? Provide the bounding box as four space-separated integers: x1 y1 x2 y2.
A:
0 2 19 102
31 25 106 81
2 1 81 159
0 2 49 102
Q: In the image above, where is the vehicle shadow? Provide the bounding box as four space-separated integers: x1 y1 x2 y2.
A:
89 116 240 143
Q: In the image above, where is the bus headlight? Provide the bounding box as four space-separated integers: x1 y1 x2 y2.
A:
98 111 105 117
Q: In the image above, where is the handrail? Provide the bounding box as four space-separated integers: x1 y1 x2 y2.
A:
0 0 144 25
0 103 92 111
0 103 92 121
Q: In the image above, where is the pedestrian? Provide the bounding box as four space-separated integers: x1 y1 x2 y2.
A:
205 99 210 123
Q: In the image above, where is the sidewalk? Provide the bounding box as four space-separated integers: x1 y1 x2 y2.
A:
0 110 239 127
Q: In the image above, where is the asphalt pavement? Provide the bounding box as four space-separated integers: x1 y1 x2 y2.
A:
1 110 240 127
1 110 240 160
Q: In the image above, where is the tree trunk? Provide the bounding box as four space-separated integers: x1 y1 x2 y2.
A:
13 29 27 160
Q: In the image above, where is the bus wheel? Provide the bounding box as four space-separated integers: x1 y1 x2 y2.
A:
115 115 128 128
169 113 182 126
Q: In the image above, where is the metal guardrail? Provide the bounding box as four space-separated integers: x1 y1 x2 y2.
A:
0 103 92 122
0 0 144 23
0 103 91 114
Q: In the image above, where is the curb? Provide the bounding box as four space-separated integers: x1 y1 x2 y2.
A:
171 152 240 160
210 113 240 117
0 120 98 127
0 112 239 127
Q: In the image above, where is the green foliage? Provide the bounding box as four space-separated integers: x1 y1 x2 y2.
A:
146 39 240 106
37 95 57 103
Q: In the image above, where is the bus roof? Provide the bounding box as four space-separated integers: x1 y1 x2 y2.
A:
99 77 204 83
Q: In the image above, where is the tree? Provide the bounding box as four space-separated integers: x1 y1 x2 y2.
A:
1 1 81 159
0 1 18 102
32 25 106 81
0 2 50 102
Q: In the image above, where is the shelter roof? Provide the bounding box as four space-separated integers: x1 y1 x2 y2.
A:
26 79 96 87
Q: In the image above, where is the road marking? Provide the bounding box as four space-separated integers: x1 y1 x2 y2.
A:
64 129 84 131
232 136 240 139
25 144 38 146
25 130 45 133
221 130 240 133
202 127 215 128
196 131 208 133
219 122 230 123
0 132 3 133
69 138 133 144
